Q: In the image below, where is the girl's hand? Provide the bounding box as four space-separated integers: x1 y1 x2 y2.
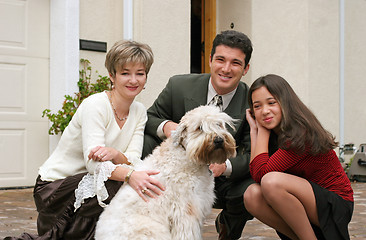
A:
246 109 258 131
89 146 120 163
246 109 269 132
128 170 165 202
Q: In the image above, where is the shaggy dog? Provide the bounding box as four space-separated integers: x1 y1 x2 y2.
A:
95 105 237 240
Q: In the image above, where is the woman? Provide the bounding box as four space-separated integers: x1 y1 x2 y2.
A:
243 74 353 240
6 40 164 240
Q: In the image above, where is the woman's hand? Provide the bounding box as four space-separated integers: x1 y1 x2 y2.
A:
88 146 128 164
128 170 165 202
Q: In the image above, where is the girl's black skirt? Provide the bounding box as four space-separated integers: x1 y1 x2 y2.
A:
310 181 354 240
278 181 353 240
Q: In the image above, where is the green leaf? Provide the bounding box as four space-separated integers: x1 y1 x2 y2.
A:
41 59 111 135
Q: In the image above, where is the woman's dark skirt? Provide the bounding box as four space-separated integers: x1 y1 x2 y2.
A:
4 173 123 240
278 181 354 240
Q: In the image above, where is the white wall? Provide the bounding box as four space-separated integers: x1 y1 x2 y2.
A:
78 0 191 110
49 0 80 152
218 0 366 149
217 0 253 85
133 0 191 108
344 0 366 147
307 1 339 141
79 0 124 79
76 0 366 150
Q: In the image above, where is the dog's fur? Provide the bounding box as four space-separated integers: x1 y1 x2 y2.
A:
95 106 237 240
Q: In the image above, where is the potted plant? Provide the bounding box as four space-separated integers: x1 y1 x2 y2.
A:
42 59 111 135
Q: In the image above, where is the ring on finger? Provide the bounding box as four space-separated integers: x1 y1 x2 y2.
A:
141 188 147 194
98 154 103 158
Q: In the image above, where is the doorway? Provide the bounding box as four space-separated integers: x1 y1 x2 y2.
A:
191 0 216 73
0 0 50 187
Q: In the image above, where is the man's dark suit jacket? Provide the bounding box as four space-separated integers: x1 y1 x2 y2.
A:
144 73 251 182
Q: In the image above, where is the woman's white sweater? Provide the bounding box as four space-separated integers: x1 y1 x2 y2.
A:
39 92 147 181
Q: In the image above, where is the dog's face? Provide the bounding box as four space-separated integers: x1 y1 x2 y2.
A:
172 105 237 165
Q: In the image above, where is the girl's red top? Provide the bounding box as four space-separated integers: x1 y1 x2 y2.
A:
250 148 354 202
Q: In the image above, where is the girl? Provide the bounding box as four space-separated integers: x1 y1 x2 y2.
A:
244 74 353 240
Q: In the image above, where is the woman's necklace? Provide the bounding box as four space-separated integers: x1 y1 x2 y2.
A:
108 91 128 121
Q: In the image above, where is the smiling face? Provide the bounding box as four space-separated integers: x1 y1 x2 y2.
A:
209 45 250 95
252 86 282 133
110 62 147 100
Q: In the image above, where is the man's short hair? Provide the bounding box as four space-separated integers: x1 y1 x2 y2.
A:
211 30 253 67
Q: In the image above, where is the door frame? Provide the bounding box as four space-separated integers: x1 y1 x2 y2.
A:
201 0 216 73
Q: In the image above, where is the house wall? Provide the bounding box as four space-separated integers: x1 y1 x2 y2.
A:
79 0 124 79
217 0 366 149
133 0 191 108
78 0 191 109
2 0 365 187
344 0 366 148
78 0 366 149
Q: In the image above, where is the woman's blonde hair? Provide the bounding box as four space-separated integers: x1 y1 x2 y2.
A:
105 40 154 78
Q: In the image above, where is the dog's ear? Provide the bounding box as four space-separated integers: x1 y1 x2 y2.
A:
171 122 186 147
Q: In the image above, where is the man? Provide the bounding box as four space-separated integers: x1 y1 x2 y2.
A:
142 30 254 240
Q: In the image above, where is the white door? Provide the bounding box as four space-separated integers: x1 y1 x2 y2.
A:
0 0 50 187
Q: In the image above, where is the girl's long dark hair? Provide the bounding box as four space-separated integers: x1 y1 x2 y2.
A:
248 74 338 155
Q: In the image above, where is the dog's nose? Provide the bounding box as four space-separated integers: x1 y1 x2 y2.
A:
214 136 224 148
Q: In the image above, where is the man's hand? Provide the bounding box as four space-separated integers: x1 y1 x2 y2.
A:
163 121 178 138
209 163 227 177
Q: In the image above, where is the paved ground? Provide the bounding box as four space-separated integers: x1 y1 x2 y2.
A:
0 182 365 240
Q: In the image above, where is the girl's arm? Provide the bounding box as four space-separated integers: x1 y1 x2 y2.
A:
253 125 270 160
246 109 257 161
246 109 270 161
